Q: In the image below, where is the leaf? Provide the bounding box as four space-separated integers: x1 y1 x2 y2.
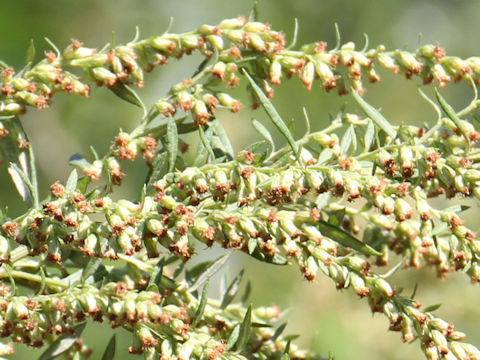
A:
166 116 178 173
243 70 301 164
198 125 215 160
226 325 240 351
65 170 78 193
364 119 375 152
317 220 382 256
147 258 165 291
39 336 77 360
351 90 397 139
435 88 470 152
26 39 35 64
8 163 32 205
247 238 257 255
317 148 333 165
109 82 146 113
271 323 288 342
146 151 167 190
252 118 275 156
210 119 234 158
423 303 442 313
189 253 231 293
192 279 209 327
221 269 244 308
101 335 116 360
69 153 91 169
340 125 355 155
235 305 252 352
240 280 252 303
328 208 346 227
81 258 102 282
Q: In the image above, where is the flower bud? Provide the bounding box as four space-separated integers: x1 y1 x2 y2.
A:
207 35 224 51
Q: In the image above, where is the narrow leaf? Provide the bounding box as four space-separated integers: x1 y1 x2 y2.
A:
146 151 167 190
435 88 471 152
166 116 178 173
221 269 244 308
210 119 234 158
226 325 240 351
252 118 275 156
69 153 91 169
26 39 35 64
189 253 231 293
235 305 252 352
110 82 146 113
8 163 33 205
39 336 77 360
192 279 209 327
240 280 252 304
423 303 442 313
147 258 165 291
364 120 375 152
101 335 116 360
351 90 397 139
198 125 215 160
317 220 382 256
340 125 354 154
65 170 78 193
271 323 288 342
243 70 301 164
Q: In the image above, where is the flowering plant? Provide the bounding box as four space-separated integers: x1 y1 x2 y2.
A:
0 13 479 360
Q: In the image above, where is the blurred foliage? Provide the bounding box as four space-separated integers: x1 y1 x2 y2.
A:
1 1 480 359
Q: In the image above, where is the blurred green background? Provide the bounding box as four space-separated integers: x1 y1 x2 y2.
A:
1 0 480 359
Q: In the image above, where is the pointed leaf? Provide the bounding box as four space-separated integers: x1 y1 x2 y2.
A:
352 90 396 139
210 119 234 158
243 70 301 164
435 88 470 152
192 279 209 327
240 280 252 304
166 116 178 173
271 323 288 342
189 253 231 293
101 335 116 360
221 270 244 308
252 118 274 156
69 153 91 169
364 119 375 152
317 220 382 256
8 163 33 205
423 303 442 313
39 336 77 360
146 151 167 189
226 325 241 351
109 82 146 112
26 39 35 64
147 258 165 291
235 305 252 352
65 170 78 193
340 125 354 154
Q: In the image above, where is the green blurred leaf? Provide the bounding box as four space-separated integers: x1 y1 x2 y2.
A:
192 279 209 327
235 305 252 352
166 116 178 173
189 253 231 292
210 119 234 158
65 170 78 193
221 269 244 308
101 335 116 360
364 120 375 152
226 325 240 351
39 336 77 360
243 70 301 164
26 39 35 64
317 220 381 256
109 82 146 113
423 303 442 313
352 90 396 139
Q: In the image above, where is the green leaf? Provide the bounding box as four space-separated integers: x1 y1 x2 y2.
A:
81 258 102 282
210 119 234 158
189 253 231 292
8 163 33 206
65 170 78 193
147 258 165 291
26 39 35 64
340 125 355 155
435 88 470 152
247 238 257 255
351 90 397 139
166 116 178 173
364 119 375 152
317 220 382 256
109 82 146 113
271 323 288 342
235 305 252 352
192 279 209 327
423 303 442 313
39 336 77 360
221 269 244 308
243 70 301 164
69 153 91 169
198 125 215 160
252 118 274 157
240 280 252 304
101 335 116 360
146 151 167 190
226 325 241 351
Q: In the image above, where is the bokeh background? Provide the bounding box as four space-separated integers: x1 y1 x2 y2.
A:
1 0 480 359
